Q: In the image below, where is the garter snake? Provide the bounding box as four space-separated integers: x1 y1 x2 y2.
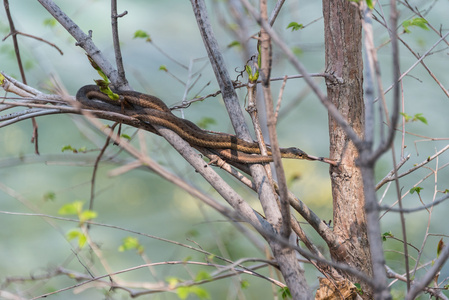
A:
76 85 334 164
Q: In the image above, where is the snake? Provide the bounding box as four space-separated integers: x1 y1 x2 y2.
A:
76 85 334 164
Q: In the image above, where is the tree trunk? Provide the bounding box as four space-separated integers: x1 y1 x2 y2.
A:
322 0 373 298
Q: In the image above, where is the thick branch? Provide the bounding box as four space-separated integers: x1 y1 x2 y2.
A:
192 0 310 297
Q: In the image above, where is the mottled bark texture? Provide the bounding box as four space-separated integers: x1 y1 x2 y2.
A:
323 0 373 298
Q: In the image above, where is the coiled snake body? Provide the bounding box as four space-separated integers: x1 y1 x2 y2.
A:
76 85 332 164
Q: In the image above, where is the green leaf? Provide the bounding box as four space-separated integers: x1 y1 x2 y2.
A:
58 201 84 215
400 112 411 122
66 229 81 240
87 55 106 79
186 229 199 237
245 65 252 75
119 237 144 253
197 117 216 129
133 30 151 41
61 145 87 153
176 286 190 299
401 112 428 125
43 18 57 27
159 65 167 72
240 280 250 289
61 145 75 152
24 60 34 71
400 112 412 122
287 172 302 186
94 80 119 101
413 113 428 125
286 22 304 32
66 229 87 248
410 186 423 194
354 283 364 295
245 46 261 82
207 254 215 261
227 23 238 31
279 287 292 299
245 64 258 82
78 233 87 248
166 277 181 289
182 256 192 263
87 55 117 91
227 40 241 48
177 286 210 300
191 286 210 299
402 18 429 33
79 210 97 223
43 191 56 202
245 63 259 82
195 271 212 282
437 238 445 258
382 231 394 242
292 46 303 56
120 134 131 141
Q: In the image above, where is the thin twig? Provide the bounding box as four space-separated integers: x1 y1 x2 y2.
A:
373 14 449 99
2 30 63 55
171 73 329 110
405 236 449 299
373 30 449 106
3 0 40 154
376 145 449 190
273 75 287 123
111 0 128 84
88 122 119 213
386 265 449 300
381 190 449 214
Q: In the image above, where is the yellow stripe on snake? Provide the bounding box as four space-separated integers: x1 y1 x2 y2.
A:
76 85 334 165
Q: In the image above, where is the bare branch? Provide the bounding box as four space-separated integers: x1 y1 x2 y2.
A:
376 145 449 190
374 31 449 106
110 0 128 84
268 0 285 26
381 193 449 214
37 0 127 89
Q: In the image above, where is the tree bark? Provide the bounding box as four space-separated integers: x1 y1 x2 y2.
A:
322 0 373 298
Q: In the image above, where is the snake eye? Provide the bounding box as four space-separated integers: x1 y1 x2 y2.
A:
294 147 307 157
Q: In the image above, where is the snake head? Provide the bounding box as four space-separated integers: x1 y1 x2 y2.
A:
285 147 309 159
